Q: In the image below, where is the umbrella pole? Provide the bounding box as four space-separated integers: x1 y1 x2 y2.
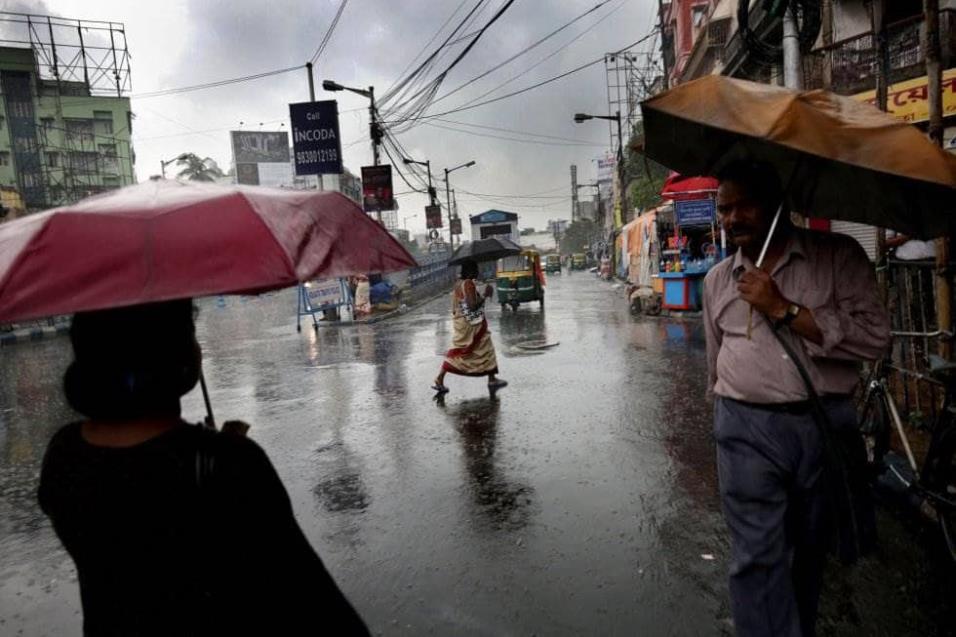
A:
199 368 216 430
747 203 784 339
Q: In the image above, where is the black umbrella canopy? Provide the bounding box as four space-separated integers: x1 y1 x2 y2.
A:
449 237 523 265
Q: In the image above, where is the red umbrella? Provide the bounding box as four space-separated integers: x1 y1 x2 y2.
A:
660 173 718 201
0 179 417 323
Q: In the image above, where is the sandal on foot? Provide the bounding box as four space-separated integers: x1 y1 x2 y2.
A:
432 383 450 394
487 379 508 390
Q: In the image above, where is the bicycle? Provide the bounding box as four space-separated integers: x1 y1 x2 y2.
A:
857 335 956 563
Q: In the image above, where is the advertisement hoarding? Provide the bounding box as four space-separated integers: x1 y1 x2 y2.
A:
426 204 442 229
450 217 462 235
596 152 616 182
362 165 395 212
289 100 343 175
230 131 290 164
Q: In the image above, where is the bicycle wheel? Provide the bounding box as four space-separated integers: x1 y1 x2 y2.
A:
922 422 956 563
859 391 892 476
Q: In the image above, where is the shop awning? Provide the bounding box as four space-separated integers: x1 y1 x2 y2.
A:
660 173 719 201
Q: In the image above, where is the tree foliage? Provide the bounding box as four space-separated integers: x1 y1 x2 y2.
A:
175 153 224 182
560 218 597 254
623 122 669 213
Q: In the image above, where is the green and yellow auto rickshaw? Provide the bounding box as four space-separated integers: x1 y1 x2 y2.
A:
571 253 587 270
544 253 562 274
496 249 545 311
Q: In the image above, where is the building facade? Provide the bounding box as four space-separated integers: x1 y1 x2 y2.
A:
0 46 134 213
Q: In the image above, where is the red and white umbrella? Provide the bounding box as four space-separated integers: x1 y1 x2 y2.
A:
0 179 417 323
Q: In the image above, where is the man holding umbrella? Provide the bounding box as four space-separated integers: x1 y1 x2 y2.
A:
703 159 890 637
641 73 956 637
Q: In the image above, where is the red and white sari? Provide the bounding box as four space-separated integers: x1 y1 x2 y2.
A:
442 279 498 377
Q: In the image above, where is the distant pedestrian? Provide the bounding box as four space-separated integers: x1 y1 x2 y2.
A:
433 259 507 393
38 300 369 636
702 160 890 637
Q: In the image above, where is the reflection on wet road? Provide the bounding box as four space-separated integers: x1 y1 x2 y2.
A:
0 273 946 635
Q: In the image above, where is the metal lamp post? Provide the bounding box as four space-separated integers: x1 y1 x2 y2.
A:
444 160 475 246
574 111 628 224
402 157 437 206
322 79 380 166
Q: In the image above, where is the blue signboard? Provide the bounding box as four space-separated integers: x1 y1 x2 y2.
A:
289 100 342 175
675 198 716 227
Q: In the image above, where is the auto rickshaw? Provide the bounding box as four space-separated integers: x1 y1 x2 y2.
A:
544 253 562 274
496 249 545 310
571 253 587 270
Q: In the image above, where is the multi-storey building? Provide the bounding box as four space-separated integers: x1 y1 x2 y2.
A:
0 13 134 214
0 46 134 212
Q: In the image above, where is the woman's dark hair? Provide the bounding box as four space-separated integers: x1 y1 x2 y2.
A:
64 299 201 421
716 159 784 215
460 260 479 280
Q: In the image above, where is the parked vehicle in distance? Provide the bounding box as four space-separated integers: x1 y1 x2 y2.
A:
571 253 587 270
544 253 562 274
496 249 545 311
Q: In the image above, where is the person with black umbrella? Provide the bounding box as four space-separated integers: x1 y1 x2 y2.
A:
433 260 507 394
703 160 891 637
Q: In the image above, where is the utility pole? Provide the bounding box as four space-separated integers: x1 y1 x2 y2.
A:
368 86 381 166
571 165 579 223
782 1 804 89
615 110 628 225
871 1 889 288
924 0 950 355
305 63 323 191
445 169 452 246
657 0 669 90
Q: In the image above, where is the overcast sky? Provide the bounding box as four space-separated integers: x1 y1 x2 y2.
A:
18 0 660 236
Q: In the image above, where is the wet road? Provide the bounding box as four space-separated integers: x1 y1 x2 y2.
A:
0 273 950 635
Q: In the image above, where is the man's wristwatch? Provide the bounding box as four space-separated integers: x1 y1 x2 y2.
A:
776 302 801 328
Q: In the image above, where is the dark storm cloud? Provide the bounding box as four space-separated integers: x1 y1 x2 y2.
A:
148 0 659 232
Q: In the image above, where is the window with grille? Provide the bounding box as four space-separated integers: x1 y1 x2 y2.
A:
0 152 10 166
68 151 98 173
99 144 118 173
65 119 94 144
93 111 114 135
46 152 59 168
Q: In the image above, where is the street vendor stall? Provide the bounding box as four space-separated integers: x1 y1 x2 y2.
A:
653 174 720 311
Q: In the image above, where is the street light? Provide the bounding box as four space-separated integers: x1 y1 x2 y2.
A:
323 79 381 166
403 214 418 230
402 157 437 206
160 153 188 179
573 110 628 225
443 161 476 246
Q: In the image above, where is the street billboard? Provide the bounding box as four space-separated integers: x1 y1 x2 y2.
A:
231 131 290 163
596 152 616 182
426 204 442 229
289 100 343 175
231 131 290 186
362 165 395 212
450 217 462 235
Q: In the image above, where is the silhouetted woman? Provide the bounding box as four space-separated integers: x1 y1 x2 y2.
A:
38 300 369 636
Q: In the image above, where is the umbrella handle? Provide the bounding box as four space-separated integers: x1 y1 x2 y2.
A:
755 203 784 269
199 367 216 430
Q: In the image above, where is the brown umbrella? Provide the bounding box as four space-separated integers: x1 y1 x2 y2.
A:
640 75 956 239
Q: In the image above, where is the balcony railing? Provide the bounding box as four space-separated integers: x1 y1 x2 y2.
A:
804 10 954 95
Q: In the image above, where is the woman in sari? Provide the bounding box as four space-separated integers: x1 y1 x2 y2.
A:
432 260 507 393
